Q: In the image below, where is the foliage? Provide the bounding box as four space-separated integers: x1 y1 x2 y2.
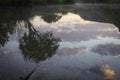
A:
0 8 61 62
0 21 15 47
42 14 62 23
19 21 61 62
0 0 73 6
0 7 67 47
76 0 120 3
0 0 120 6
0 8 32 47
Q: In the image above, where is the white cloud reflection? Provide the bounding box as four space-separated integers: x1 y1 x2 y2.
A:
1 12 120 80
30 12 120 42
59 36 120 49
30 12 120 56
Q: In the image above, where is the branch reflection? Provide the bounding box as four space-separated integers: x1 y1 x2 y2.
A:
19 21 61 62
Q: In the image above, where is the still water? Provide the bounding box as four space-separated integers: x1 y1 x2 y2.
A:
0 4 120 80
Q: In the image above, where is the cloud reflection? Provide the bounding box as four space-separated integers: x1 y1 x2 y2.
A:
57 47 86 56
89 65 116 80
30 12 120 42
0 11 120 80
91 43 120 56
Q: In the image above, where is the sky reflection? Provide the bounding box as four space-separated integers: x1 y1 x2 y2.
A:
30 12 120 42
89 65 116 80
28 12 120 80
0 11 120 80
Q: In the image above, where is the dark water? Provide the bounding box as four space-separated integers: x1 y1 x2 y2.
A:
0 4 120 80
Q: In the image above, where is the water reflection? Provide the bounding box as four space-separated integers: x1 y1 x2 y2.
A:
0 8 63 47
0 6 120 80
0 8 31 47
91 43 120 56
28 12 120 80
19 21 61 62
0 20 16 47
89 65 116 80
30 12 120 42
57 47 86 56
41 14 62 23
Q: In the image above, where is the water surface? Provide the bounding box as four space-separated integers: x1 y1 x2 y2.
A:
0 4 120 80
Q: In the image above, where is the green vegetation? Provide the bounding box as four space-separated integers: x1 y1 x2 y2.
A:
107 0 120 3
0 7 70 47
0 0 120 6
76 0 120 3
0 0 73 6
0 8 61 62
32 0 73 4
20 23 61 62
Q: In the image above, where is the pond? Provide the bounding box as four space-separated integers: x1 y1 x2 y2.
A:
0 4 120 80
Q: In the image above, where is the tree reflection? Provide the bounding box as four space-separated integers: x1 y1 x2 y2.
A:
0 8 32 47
0 8 63 47
19 21 61 62
0 20 16 47
42 14 62 23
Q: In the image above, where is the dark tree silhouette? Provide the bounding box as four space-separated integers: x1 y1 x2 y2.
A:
0 20 17 47
0 8 66 48
42 14 62 23
0 8 32 47
19 21 61 63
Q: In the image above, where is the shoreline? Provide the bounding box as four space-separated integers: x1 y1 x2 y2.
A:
0 3 120 8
